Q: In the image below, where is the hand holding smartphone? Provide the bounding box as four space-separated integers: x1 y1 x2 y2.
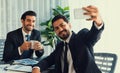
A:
74 8 90 19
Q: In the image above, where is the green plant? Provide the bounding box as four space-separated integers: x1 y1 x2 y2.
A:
40 6 69 48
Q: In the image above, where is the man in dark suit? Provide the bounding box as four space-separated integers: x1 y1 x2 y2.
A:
3 11 44 62
32 5 104 73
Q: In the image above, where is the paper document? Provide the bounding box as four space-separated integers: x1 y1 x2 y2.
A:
13 58 38 65
0 64 10 72
6 64 32 72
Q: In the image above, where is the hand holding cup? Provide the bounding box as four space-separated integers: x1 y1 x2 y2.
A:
30 40 43 51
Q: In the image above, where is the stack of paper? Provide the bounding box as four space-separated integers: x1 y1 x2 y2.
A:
0 64 10 72
13 58 38 65
0 58 38 72
5 64 32 72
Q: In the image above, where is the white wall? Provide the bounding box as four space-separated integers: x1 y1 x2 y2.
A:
68 0 120 73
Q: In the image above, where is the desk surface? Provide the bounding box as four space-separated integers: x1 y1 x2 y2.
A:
0 57 48 73
0 64 27 73
4 70 26 73
0 59 31 73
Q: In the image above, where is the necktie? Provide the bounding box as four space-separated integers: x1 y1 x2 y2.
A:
21 35 31 58
25 35 30 41
63 42 68 73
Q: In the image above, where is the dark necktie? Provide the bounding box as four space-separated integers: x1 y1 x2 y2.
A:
63 42 68 73
21 35 31 58
25 35 30 41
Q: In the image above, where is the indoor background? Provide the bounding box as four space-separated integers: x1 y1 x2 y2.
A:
0 0 119 73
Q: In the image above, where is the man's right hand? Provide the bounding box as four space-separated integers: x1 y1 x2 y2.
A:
32 68 41 73
20 41 31 52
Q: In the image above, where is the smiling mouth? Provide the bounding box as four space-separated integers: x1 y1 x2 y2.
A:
59 30 66 35
27 25 34 28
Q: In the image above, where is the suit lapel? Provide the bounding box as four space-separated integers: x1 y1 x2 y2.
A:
17 28 24 45
68 32 77 60
55 42 64 73
30 29 35 40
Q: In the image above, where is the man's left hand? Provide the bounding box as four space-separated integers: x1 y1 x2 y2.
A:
82 5 103 26
33 41 43 51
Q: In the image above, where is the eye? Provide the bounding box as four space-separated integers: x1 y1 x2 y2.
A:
32 20 35 23
26 19 31 22
60 23 65 27
54 27 59 31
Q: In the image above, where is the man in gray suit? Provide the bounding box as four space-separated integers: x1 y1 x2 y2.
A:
3 11 44 62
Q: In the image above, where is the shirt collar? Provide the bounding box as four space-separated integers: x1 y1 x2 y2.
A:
22 28 32 36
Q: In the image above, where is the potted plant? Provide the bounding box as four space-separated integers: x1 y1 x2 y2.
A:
40 6 69 48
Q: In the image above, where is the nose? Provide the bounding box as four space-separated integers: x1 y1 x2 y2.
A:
58 26 63 32
29 21 34 25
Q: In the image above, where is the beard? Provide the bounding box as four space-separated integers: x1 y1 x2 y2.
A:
58 30 70 40
24 24 34 32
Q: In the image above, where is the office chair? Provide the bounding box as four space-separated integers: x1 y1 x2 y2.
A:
0 39 5 60
94 53 117 73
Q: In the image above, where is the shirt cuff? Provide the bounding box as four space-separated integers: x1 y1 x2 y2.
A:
18 47 22 55
94 22 103 30
33 66 40 70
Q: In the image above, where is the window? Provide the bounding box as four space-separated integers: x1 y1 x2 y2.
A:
0 0 68 39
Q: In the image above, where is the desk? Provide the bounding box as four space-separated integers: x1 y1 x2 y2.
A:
0 57 52 73
2 70 26 73
0 64 28 73
0 60 31 73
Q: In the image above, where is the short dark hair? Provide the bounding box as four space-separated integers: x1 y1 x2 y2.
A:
52 15 68 25
21 10 37 20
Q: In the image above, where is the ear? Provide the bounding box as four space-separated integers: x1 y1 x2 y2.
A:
21 19 24 23
21 19 25 25
68 23 72 29
21 19 25 27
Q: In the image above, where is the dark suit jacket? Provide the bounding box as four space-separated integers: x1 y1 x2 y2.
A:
33 23 104 73
3 28 44 62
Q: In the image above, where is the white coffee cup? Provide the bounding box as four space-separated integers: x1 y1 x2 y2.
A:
74 8 90 19
30 40 38 49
